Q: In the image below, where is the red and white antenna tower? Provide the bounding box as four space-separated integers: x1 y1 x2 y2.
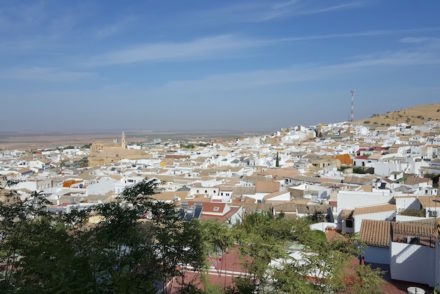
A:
350 90 355 133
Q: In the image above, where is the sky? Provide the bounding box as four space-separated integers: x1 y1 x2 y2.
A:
1 0 440 133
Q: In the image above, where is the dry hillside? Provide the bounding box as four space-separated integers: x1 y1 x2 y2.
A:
360 103 440 126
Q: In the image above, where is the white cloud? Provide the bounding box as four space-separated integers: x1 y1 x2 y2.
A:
279 27 440 42
0 67 95 82
400 36 440 44
194 0 366 23
96 16 136 38
154 45 440 94
86 27 440 67
87 35 270 66
298 2 366 15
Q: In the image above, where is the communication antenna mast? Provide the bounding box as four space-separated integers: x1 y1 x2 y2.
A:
350 90 355 134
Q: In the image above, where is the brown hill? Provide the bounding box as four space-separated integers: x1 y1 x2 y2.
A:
360 103 440 127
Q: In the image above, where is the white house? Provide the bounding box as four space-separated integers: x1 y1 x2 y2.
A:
337 190 393 214
353 204 396 233
390 220 440 288
86 177 118 196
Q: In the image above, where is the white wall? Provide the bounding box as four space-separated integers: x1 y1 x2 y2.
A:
395 215 427 222
268 192 291 202
14 181 37 191
243 193 267 203
364 246 390 265
228 206 243 226
310 222 337 232
337 191 393 214
373 162 402 177
395 197 419 212
390 242 435 287
190 187 219 197
354 211 395 233
86 178 117 196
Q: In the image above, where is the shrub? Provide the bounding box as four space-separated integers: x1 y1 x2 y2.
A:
353 167 374 174
400 209 425 217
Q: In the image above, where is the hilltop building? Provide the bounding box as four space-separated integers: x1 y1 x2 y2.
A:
88 132 145 167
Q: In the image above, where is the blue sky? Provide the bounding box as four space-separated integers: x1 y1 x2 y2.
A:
1 0 440 133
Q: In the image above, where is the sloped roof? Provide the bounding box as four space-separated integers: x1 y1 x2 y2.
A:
232 186 255 196
360 220 391 248
418 196 440 209
273 202 297 213
243 203 273 214
340 209 354 220
187 201 227 214
353 204 396 216
264 191 290 201
200 206 240 223
405 175 431 186
392 220 437 239
152 191 188 202
296 204 329 214
255 181 280 193
343 175 374 185
264 168 299 179
335 154 353 165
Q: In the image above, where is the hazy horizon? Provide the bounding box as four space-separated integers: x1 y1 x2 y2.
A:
1 0 440 133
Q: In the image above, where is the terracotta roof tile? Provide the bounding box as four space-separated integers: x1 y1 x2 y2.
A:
353 204 395 216
418 196 440 209
392 220 437 239
360 220 391 248
255 181 280 193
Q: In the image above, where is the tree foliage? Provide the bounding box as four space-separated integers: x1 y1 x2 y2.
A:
0 181 384 293
0 180 204 293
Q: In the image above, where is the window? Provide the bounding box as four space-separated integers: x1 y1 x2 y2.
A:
429 210 438 218
221 193 224 196
196 190 199 194
213 207 220 212
345 219 353 228
205 190 208 194
407 236 420 245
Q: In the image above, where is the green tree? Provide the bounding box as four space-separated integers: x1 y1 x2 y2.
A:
200 220 234 291
0 180 205 293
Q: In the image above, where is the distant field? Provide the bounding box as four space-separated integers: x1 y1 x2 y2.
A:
359 103 440 126
0 130 251 150
0 134 118 150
